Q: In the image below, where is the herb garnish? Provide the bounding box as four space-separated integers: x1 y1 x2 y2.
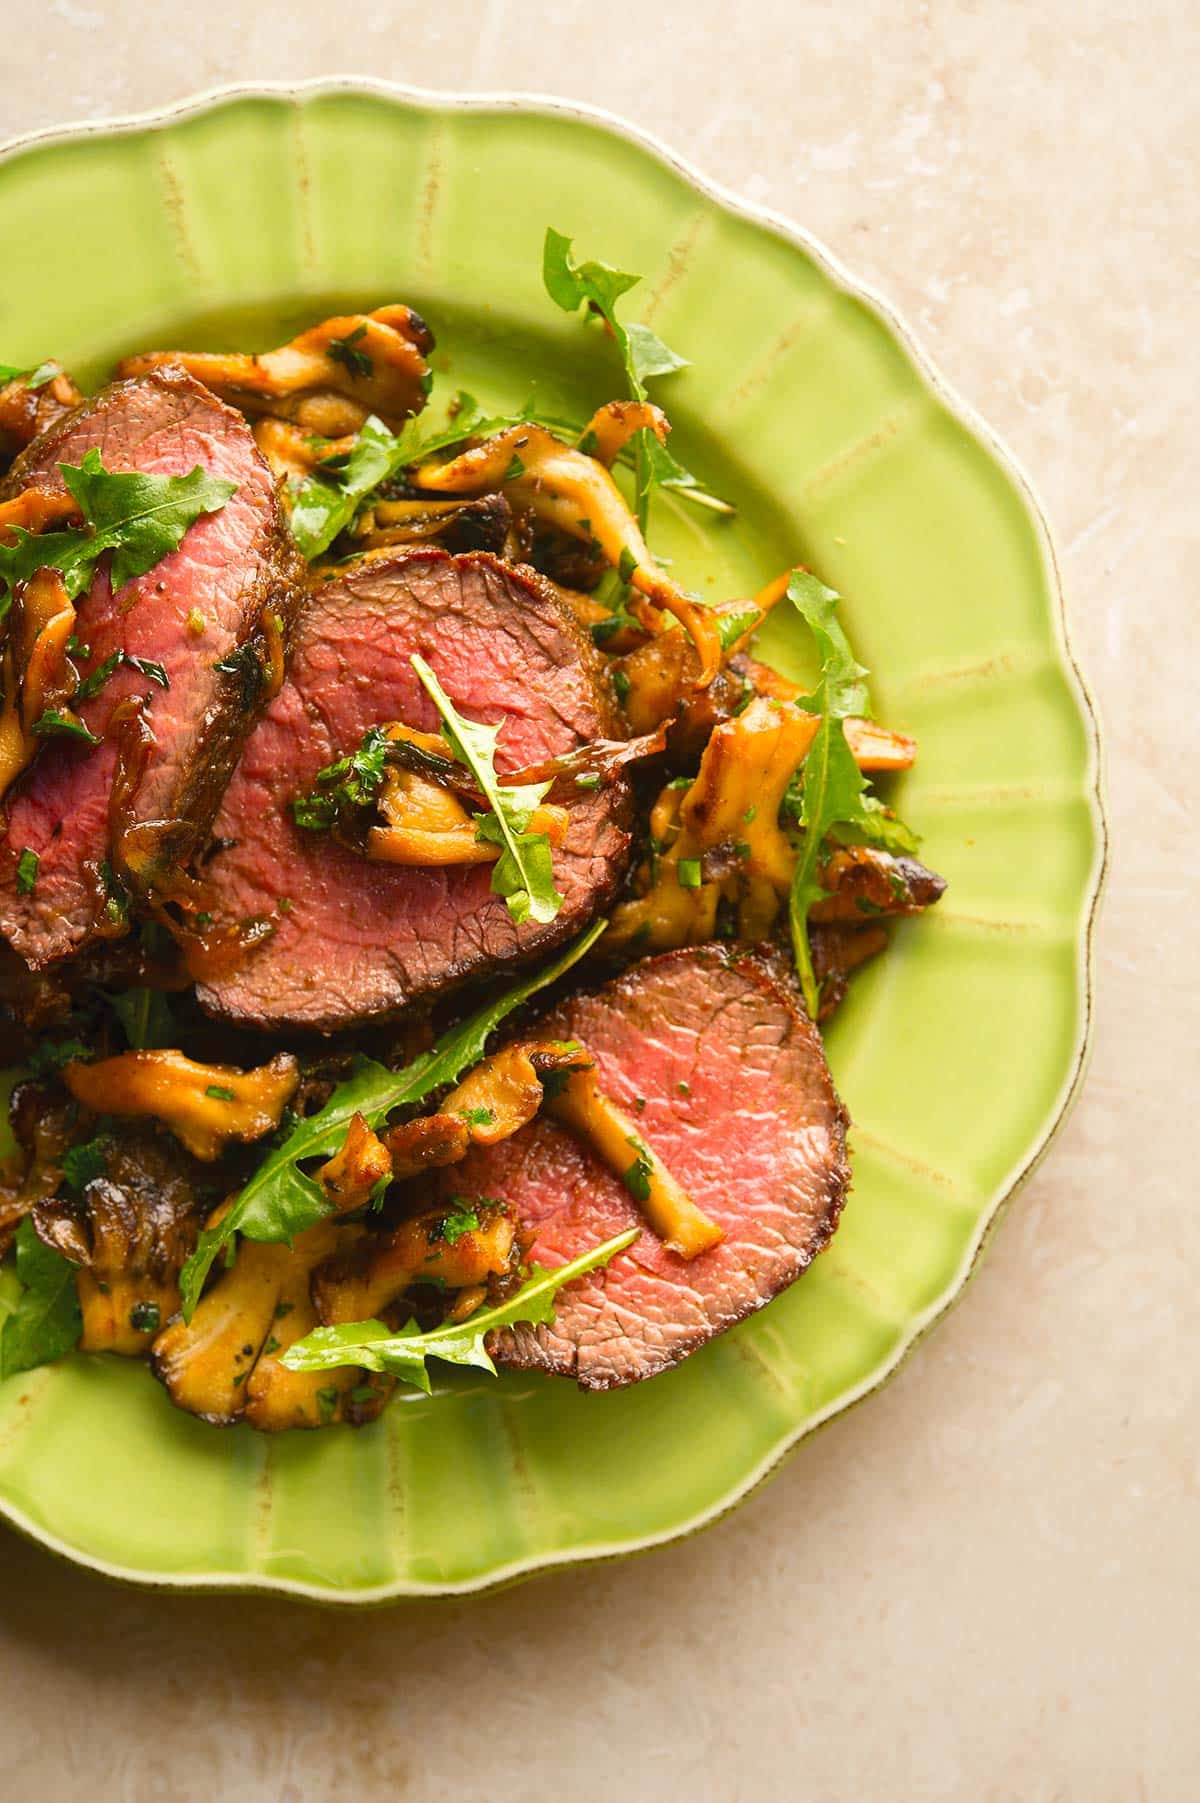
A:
178 921 607 1317
291 725 390 833
62 1136 109 1193
205 1085 236 1102
784 572 918 1016
15 848 39 895
32 710 100 746
109 986 173 1051
0 449 236 612
542 228 730 530
411 654 563 926
622 1136 653 1203
0 1218 82 1381
280 1227 638 1387
326 324 373 379
440 1208 480 1246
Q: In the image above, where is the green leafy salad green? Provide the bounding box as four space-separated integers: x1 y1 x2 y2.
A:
285 227 729 564
0 449 236 613
783 572 919 1016
280 1227 639 1387
177 921 607 1317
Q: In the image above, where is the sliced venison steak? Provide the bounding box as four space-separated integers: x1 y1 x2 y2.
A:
0 368 301 968
455 945 852 1389
198 549 633 1033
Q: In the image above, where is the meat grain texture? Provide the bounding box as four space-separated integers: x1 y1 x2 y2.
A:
0 368 301 967
456 946 852 1388
199 549 633 1033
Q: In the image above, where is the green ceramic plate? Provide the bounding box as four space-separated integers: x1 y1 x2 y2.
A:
0 81 1104 1599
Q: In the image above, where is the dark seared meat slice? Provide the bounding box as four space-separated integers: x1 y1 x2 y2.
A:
197 549 633 1034
0 368 303 968
438 945 851 1389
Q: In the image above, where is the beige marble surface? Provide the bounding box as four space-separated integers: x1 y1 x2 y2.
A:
2 4 1195 1799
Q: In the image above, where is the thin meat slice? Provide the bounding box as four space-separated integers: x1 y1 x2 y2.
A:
198 549 633 1033
447 945 851 1389
0 368 302 968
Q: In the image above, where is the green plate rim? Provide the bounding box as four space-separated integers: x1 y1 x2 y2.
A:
0 78 1107 1603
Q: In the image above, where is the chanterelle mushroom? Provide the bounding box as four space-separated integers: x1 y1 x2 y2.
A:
62 1050 300 1162
118 305 433 437
411 421 723 684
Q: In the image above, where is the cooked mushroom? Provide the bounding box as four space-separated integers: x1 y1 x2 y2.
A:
366 747 569 868
151 1219 363 1429
607 696 935 956
544 1063 724 1260
0 1080 79 1259
0 567 81 799
349 492 513 557
411 422 723 684
0 365 83 461
33 1128 207 1356
312 1202 520 1326
613 634 917 772
809 845 947 923
118 305 433 437
579 398 669 466
62 1050 300 1162
316 1111 392 1214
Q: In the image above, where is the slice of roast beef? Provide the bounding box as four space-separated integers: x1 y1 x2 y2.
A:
445 944 851 1389
197 549 633 1034
0 368 302 969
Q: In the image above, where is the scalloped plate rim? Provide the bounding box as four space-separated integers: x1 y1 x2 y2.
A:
0 78 1107 1603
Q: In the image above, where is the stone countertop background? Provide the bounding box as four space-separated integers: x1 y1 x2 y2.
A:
2 5 1195 1799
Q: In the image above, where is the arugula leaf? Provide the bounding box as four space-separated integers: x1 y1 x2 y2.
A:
280 1227 639 1386
109 986 174 1050
289 414 412 559
27 360 61 391
0 1218 81 1381
411 654 563 926
541 227 729 533
0 449 236 609
0 358 60 389
784 571 916 1015
638 433 736 517
177 920 607 1316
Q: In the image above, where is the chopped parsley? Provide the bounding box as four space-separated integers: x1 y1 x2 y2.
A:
205 1084 236 1102
326 324 372 379
461 1107 494 1128
676 858 703 889
15 847 39 895
622 1136 653 1204
32 709 100 746
440 1207 481 1246
291 724 390 833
